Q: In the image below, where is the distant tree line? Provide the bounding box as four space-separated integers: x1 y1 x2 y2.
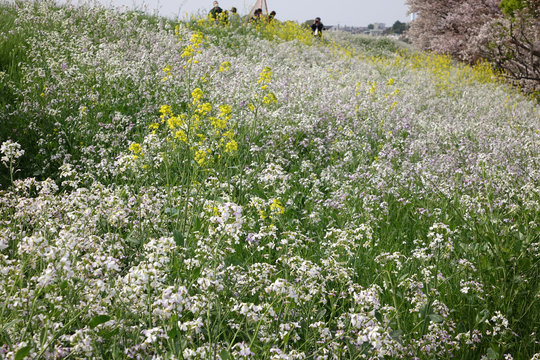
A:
383 21 409 35
406 0 540 93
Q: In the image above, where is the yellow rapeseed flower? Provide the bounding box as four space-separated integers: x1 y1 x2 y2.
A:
369 81 377 94
258 67 273 84
167 116 183 130
129 143 142 155
225 140 238 152
263 92 277 105
175 130 188 142
192 88 204 104
219 61 231 72
211 117 227 130
223 130 235 139
160 104 173 120
201 103 212 113
195 149 208 165
219 104 232 116
270 199 285 215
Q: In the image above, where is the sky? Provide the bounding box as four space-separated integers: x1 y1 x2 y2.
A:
69 0 410 27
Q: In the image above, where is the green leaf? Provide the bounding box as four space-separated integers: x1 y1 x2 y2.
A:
220 350 231 360
15 346 31 360
429 314 444 323
89 315 111 329
98 328 119 339
487 347 499 359
127 236 140 246
59 280 69 290
173 230 185 247
165 207 179 217
476 309 489 325
40 326 48 346
317 308 327 320
168 327 179 339
283 333 290 344
419 304 429 316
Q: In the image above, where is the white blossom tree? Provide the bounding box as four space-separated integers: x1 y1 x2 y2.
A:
406 0 540 93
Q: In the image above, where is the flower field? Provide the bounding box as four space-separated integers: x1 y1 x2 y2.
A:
0 1 539 359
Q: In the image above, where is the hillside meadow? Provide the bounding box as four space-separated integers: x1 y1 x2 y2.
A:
0 1 539 359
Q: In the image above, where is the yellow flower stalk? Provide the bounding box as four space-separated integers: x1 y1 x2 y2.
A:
191 88 204 104
195 149 208 165
219 61 231 72
263 92 277 105
129 143 142 154
225 140 238 153
160 105 173 120
201 103 212 113
270 199 285 215
258 67 273 84
174 130 188 143
167 116 183 130
211 117 227 130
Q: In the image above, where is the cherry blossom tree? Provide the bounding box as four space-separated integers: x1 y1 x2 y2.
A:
406 0 540 93
479 1 540 92
406 0 501 61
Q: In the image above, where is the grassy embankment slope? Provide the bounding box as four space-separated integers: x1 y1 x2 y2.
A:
0 1 539 359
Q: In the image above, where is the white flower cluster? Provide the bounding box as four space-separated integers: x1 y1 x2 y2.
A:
0 140 24 166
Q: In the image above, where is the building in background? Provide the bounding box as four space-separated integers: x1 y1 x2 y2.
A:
366 23 386 36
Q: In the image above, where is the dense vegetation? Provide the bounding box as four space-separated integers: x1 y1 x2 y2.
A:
0 1 539 359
